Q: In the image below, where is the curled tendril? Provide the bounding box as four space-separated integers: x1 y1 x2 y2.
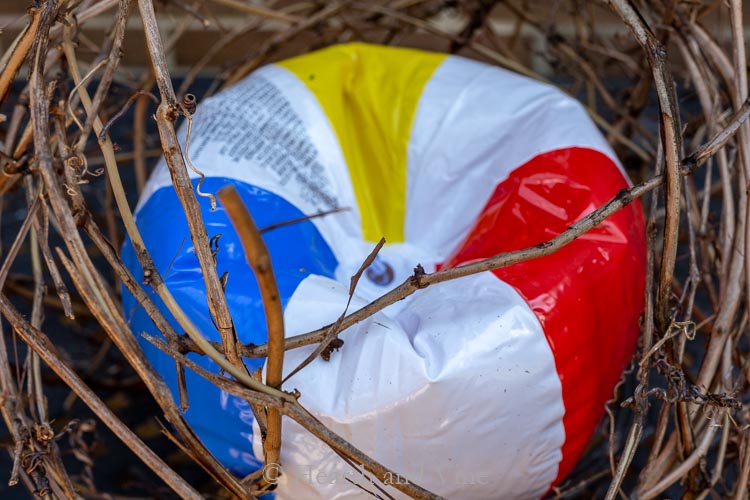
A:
66 58 108 132
180 102 216 211
182 93 197 114
639 319 697 367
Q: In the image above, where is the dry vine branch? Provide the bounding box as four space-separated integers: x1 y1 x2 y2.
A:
137 0 248 375
217 186 285 488
0 294 201 499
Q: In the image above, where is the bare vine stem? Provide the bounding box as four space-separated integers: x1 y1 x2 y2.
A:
603 0 682 332
217 186 285 485
0 294 201 500
136 0 247 374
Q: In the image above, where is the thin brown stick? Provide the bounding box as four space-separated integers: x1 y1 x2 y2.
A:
0 8 41 105
206 0 301 23
137 0 247 375
133 81 154 194
0 294 202 500
75 0 133 153
603 0 682 331
217 186 284 484
640 416 721 500
606 137 663 500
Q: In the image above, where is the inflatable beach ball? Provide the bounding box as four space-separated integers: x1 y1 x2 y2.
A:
122 43 646 499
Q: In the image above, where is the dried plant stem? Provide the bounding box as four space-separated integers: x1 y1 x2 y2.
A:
217 186 285 484
137 0 247 375
606 137 663 500
75 0 132 152
694 0 748 403
207 0 301 23
0 7 41 104
0 294 202 500
639 417 721 500
731 0 750 472
603 0 682 331
133 83 153 194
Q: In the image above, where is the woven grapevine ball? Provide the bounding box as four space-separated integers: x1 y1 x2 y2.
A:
122 43 646 499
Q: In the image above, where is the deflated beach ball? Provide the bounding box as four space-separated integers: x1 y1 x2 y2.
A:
122 43 646 499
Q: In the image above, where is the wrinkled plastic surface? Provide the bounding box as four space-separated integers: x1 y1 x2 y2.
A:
123 43 646 499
